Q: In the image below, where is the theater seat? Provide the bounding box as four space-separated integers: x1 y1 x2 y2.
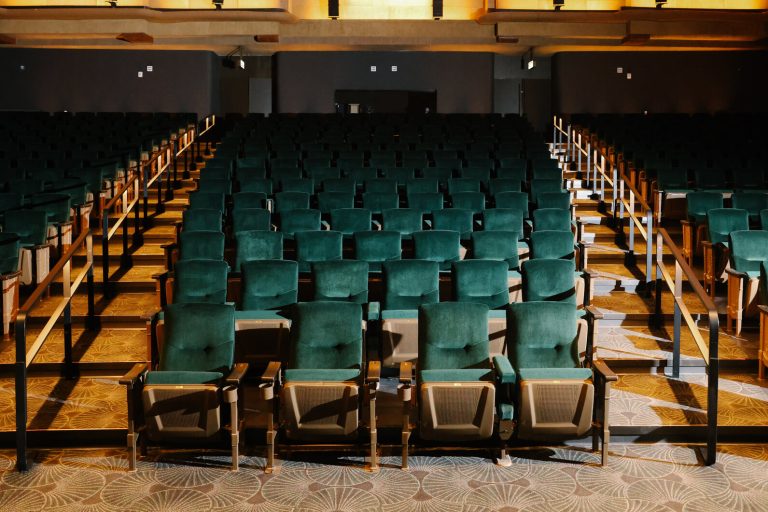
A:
155 258 229 308
726 230 768 334
0 233 21 337
681 192 723 265
702 208 748 297
121 303 247 470
4 210 50 286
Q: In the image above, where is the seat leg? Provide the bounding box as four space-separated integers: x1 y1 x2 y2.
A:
760 309 767 380
601 379 612 467
495 446 512 467
265 410 276 474
399 383 411 470
230 400 239 471
127 432 138 471
368 388 379 473
727 274 744 335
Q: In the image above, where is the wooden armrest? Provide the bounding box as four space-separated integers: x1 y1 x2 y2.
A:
119 363 148 386
225 362 249 385
759 305 768 315
366 361 381 384
725 268 749 279
585 304 604 321
261 361 281 384
592 359 618 382
399 362 413 384
681 219 693 227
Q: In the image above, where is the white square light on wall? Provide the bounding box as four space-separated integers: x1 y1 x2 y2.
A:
147 65 153 72
370 65 377 72
617 67 623 74
391 65 397 72
627 73 632 80
138 71 143 78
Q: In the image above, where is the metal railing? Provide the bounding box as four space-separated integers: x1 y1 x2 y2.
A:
655 228 719 466
15 229 95 471
101 172 141 297
140 142 173 228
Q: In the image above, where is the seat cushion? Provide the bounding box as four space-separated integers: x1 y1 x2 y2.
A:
284 369 360 382
145 370 223 385
420 369 493 382
518 368 592 381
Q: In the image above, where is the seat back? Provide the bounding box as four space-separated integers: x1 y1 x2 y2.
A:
331 208 371 235
483 208 523 233
182 208 222 232
275 191 310 212
295 230 343 270
173 259 228 304
494 191 529 217
279 208 321 236
235 230 283 270
312 260 369 303
188 192 225 212
363 192 399 213
433 209 473 240
354 230 402 269
532 208 571 232
537 191 571 210
451 192 485 214
232 208 271 233
317 192 354 214
0 233 20 274
407 192 444 213
471 231 520 270
732 192 768 221
160 303 236 374
729 230 768 274
179 230 225 261
383 260 439 310
241 259 298 310
521 258 577 304
530 230 575 260
707 208 749 244
453 260 509 309
382 208 423 236
4 210 49 246
232 192 267 211
412 230 461 271
686 191 724 223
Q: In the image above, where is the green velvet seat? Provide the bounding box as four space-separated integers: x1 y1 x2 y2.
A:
460 167 492 186
235 230 283 270
656 167 692 193
188 192 225 212
280 178 314 195
382 208 423 238
532 208 572 232
171 259 229 305
726 230 768 334
761 209 768 231
331 208 372 236
182 208 222 232
322 178 356 194
694 168 731 193
312 260 369 304
506 301 614 465
29 192 72 247
531 166 561 181
275 191 310 213
448 178 481 194
483 208 524 234
232 208 271 234
537 191 571 210
407 192 444 214
308 167 340 183
317 192 354 215
421 167 453 184
5 209 51 286
294 230 343 272
453 260 509 309
451 191 485 214
494 191 529 218
363 192 399 213
381 167 415 183
232 192 267 211
521 258 582 305
122 303 246 470
412 230 461 271
261 301 379 472
530 230 576 260
732 192 768 225
471 231 521 270
354 230 402 271
404 302 514 466
198 178 232 195
489 178 522 197
0 232 21 337
406 178 439 195
529 179 563 207
0 193 23 216
241 259 298 310
433 208 474 241
239 177 273 195
703 208 749 295
683 191 724 262
178 230 225 262
279 208 321 238
496 167 526 182
365 179 397 194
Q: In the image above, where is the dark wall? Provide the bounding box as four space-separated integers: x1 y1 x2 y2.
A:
0 48 218 116
275 51 493 114
552 51 768 114
219 56 273 114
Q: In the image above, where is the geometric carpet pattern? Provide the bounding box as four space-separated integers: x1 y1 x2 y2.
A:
1 444 768 511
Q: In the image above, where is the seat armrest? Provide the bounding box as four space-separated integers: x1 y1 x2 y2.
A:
681 219 693 227
119 363 148 386
701 240 713 249
592 359 618 383
492 355 516 385
584 304 604 321
225 362 249 385
366 361 381 384
399 361 413 384
759 305 768 316
261 361 281 384
725 267 749 279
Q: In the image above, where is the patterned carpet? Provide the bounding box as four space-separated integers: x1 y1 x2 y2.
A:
1 444 768 511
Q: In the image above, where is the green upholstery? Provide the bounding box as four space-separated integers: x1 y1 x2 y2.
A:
483 208 523 234
295 230 343 271
383 260 439 310
198 178 232 195
419 302 490 371
537 191 571 210
318 192 355 215
707 208 749 245
496 167 526 181
530 230 575 260
460 167 491 185
732 192 768 223
144 371 223 385
4 210 48 246
182 208 222 232
695 168 730 192
366 179 397 194
0 233 20 274
0 193 23 214
382 208 423 237
281 178 314 195
179 231 225 261
188 192 225 212
354 230 402 270
363 192 399 213
522 258 577 304
406 179 439 195
9 179 44 197
433 209 474 240
288 301 362 372
241 259 298 310
507 302 580 371
279 209 321 237
232 192 267 211
494 191 529 216
49 179 88 206
762 209 768 231
489 178 522 196
275 191 310 213
312 260 369 304
284 369 360 382
471 231 520 270
448 178 481 194
31 193 71 224
235 230 283 270
159 303 235 375
686 192 724 223
240 177 272 195
323 178 356 194
420 369 492 382
533 208 571 232
451 192 485 214
530 179 563 205
656 168 691 193
173 259 228 304
729 230 768 276
331 208 372 235
407 192 444 213
761 261 768 306
412 230 461 271
453 260 509 309
232 208 271 233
